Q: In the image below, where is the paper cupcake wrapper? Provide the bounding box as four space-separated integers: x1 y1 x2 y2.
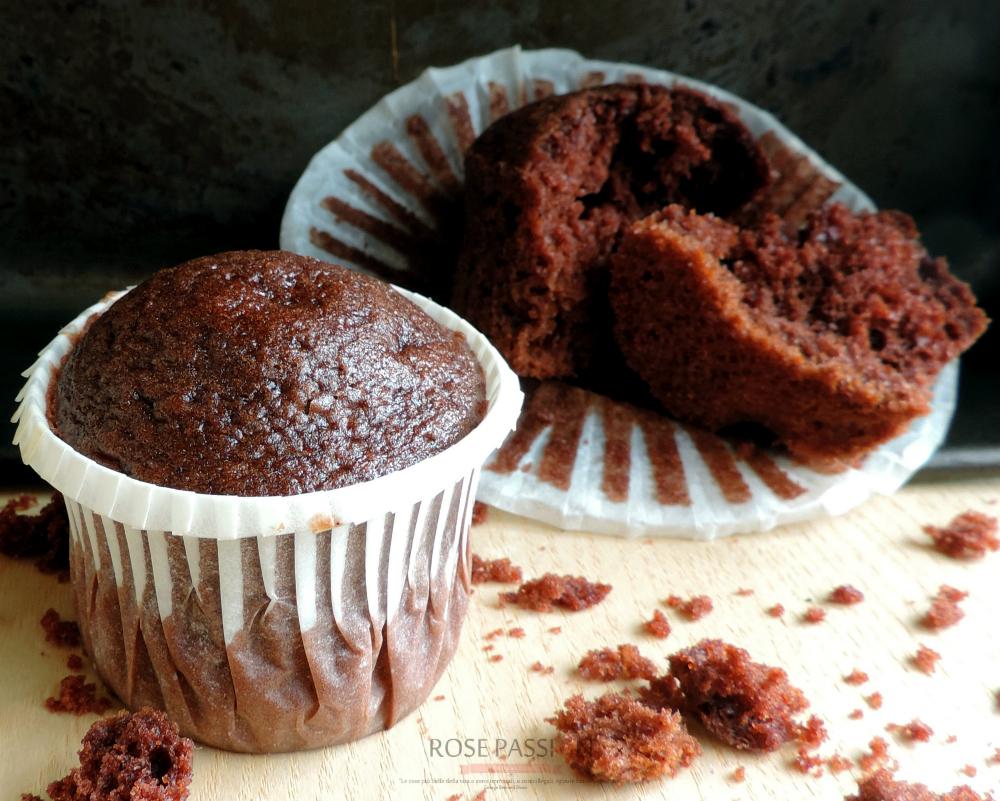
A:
62 473 475 752
13 282 522 750
279 45 958 539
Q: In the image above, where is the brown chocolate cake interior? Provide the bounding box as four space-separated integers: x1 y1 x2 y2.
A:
610 204 988 463
454 84 769 380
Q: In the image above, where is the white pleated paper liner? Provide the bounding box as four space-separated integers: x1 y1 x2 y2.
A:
279 45 959 539
12 285 523 539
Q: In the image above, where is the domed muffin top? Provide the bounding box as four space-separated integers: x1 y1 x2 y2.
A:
50 250 487 497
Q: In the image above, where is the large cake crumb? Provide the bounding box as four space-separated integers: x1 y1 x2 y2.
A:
640 639 810 751
47 708 193 801
549 691 700 783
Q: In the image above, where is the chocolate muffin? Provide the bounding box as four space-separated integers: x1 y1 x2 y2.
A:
609 204 988 464
51 250 486 496
453 83 769 380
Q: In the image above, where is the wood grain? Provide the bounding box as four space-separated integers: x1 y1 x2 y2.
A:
3 476 999 800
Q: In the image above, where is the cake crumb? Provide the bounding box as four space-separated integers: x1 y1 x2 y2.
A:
0 492 70 580
887 719 933 743
846 769 988 801
798 715 828 749
488 654 504 663
960 765 977 778
665 594 713 621
730 766 747 782
924 511 999 559
66 654 84 671
641 639 809 752
46 711 194 801
735 588 755 597
578 644 658 681
501 573 611 612
830 585 865 605
865 692 884 710
792 747 824 776
911 645 941 675
548 692 700 782
41 608 81 648
849 709 865 720
802 607 826 624
645 609 671 639
845 669 870 686
548 626 562 635
507 627 526 639
471 502 489 526
828 753 853 773
922 585 968 630
766 603 785 618
471 554 522 584
433 695 446 702
45 675 112 716
857 737 895 774
529 661 555 676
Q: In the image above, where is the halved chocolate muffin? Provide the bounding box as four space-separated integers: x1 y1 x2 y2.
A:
453 84 770 380
609 204 988 464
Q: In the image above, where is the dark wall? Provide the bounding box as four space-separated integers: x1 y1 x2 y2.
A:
2 0 998 472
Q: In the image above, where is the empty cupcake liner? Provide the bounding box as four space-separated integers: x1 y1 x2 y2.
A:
13 285 523 750
279 45 958 539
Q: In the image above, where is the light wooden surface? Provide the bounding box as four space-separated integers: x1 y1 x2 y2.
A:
3 475 1000 800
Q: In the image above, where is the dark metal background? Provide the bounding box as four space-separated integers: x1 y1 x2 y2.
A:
2 0 997 480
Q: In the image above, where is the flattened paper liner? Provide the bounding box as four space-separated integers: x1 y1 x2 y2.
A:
13 284 521 751
280 45 959 539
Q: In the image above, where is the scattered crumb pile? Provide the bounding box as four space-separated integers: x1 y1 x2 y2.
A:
845 769 991 801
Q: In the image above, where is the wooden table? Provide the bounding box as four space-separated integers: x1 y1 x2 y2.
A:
4 474 999 800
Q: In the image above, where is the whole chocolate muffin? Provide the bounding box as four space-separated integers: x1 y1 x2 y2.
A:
453 83 770 380
610 204 988 465
51 250 486 496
